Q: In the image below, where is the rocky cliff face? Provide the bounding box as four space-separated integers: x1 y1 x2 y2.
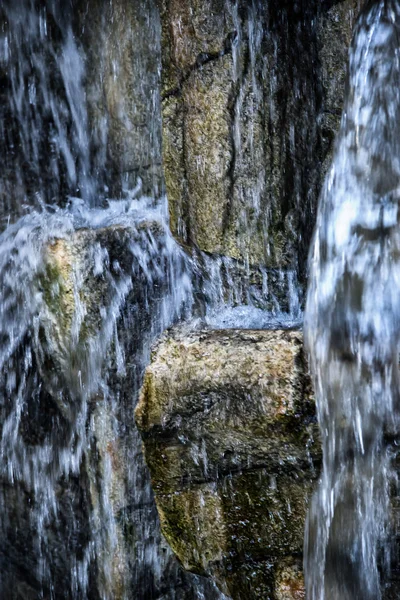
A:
136 327 320 599
160 0 359 281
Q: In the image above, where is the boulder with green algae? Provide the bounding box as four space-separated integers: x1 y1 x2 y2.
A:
136 327 321 599
160 0 360 277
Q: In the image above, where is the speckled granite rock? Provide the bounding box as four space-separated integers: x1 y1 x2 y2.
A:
160 0 360 279
136 327 321 599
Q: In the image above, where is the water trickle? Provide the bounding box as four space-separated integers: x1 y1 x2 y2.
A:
304 2 400 598
198 252 303 330
0 0 98 219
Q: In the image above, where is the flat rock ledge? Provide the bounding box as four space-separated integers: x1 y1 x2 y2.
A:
136 327 321 599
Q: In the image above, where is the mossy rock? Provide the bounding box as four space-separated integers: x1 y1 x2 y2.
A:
160 0 361 278
136 327 321 599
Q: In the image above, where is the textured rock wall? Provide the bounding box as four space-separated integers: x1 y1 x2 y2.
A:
160 0 360 279
136 328 321 599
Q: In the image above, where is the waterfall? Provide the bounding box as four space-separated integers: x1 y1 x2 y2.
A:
1 0 366 597
0 197 196 597
0 2 227 598
304 1 400 597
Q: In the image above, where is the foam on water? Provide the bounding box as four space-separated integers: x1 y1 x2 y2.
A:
204 304 302 330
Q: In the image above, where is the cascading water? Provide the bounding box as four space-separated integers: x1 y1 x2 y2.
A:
199 251 302 330
304 1 400 598
1 0 364 597
0 1 227 598
0 0 99 220
0 197 197 598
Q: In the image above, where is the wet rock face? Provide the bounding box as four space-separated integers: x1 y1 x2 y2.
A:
38 222 165 407
160 0 359 278
0 0 164 227
136 328 321 599
0 220 225 600
74 0 164 198
317 0 360 177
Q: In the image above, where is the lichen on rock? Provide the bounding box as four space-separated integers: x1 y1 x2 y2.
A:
136 327 321 599
160 0 361 284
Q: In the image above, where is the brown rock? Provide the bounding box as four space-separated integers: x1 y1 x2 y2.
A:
136 327 320 599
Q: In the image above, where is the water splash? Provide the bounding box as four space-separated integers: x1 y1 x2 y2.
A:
199 252 302 329
304 2 400 598
0 197 194 597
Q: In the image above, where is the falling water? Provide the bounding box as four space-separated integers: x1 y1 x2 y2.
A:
0 1 228 598
0 195 199 597
199 251 303 329
0 0 99 220
304 1 400 598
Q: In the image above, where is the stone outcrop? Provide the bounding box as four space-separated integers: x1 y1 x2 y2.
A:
317 0 360 176
160 0 359 280
136 327 321 599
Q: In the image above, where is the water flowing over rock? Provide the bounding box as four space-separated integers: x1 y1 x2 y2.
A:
136 327 320 599
0 0 164 226
75 0 164 199
0 199 225 598
0 0 96 219
0 0 386 598
304 1 400 598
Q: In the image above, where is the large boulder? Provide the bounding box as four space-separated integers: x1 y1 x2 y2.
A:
136 327 321 599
